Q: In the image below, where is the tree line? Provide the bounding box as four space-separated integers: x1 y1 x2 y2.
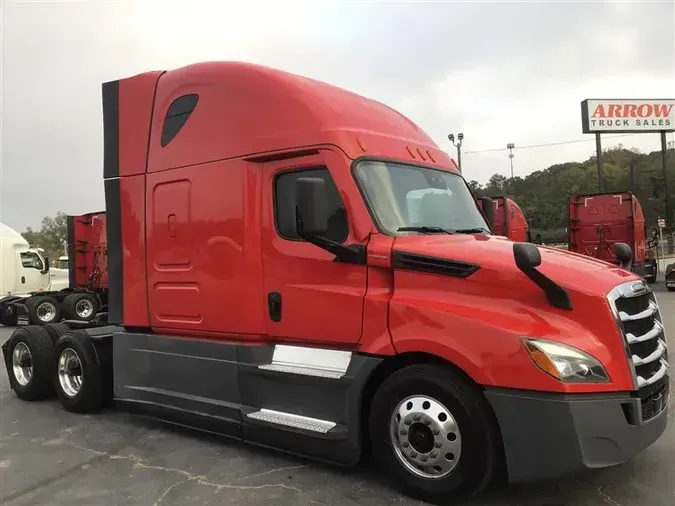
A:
21 212 68 261
467 146 674 243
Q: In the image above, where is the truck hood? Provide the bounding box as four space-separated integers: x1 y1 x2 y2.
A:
393 234 639 296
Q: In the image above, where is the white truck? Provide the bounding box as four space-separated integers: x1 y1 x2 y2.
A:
49 255 70 291
0 224 69 326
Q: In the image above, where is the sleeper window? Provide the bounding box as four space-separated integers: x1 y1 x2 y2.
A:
161 94 199 147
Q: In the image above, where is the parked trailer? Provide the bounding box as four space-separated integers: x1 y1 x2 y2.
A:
568 192 658 283
0 215 108 327
2 62 669 503
476 196 530 242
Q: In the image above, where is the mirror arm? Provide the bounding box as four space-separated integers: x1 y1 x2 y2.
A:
301 233 366 264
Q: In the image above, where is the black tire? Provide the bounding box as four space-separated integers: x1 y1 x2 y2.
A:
0 305 19 327
667 286 675 292
4 326 54 400
368 364 502 503
52 330 108 413
44 322 71 345
26 296 61 326
62 292 100 322
646 275 656 284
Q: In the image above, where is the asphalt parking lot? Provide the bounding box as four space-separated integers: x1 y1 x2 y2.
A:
1 285 673 506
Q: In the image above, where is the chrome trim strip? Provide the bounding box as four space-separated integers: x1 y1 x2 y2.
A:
607 280 650 300
626 321 663 344
632 340 667 366
636 360 669 388
606 282 644 390
258 344 352 379
258 363 344 379
619 301 657 322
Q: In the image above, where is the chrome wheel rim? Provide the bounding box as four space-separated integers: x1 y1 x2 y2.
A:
389 395 462 479
12 342 33 386
36 301 57 322
75 299 94 318
57 348 83 397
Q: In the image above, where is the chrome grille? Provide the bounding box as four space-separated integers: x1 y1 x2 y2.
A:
607 280 669 421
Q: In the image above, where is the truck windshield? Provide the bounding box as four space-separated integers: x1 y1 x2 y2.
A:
354 160 489 236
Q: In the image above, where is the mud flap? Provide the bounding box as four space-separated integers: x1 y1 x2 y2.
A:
1 339 10 367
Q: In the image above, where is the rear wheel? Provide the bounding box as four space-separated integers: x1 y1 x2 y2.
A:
26 296 61 326
368 364 502 503
5 326 54 400
0 305 19 327
53 331 109 413
44 322 71 345
62 293 99 322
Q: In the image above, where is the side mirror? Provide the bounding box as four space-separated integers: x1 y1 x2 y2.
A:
514 242 542 270
41 256 50 274
295 177 328 237
615 243 633 271
512 242 572 311
478 197 495 232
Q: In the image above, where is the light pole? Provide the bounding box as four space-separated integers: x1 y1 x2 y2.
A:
507 143 515 178
448 133 464 171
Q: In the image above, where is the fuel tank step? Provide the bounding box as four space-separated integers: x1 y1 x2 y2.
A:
246 408 336 433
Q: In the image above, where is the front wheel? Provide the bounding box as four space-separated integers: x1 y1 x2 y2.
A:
368 364 502 503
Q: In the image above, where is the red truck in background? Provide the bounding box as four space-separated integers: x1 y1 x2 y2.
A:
568 192 657 283
476 196 530 242
65 212 109 319
2 62 669 503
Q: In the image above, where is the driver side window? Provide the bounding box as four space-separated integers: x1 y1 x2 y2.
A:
20 252 44 270
274 167 349 243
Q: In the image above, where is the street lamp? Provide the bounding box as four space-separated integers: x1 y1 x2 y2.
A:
448 133 464 171
507 143 515 178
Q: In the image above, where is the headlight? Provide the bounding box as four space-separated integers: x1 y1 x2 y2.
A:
522 338 610 383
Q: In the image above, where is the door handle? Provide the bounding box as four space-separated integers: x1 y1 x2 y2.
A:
21 276 25 284
168 214 177 237
267 292 282 322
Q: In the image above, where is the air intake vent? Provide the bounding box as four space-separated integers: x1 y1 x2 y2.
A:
392 252 479 278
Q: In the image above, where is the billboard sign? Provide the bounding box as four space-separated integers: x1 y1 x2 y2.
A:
581 99 675 133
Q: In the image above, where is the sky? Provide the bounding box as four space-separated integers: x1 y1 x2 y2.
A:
1 0 674 231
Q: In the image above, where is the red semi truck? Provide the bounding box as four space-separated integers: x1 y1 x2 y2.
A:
568 192 658 283
476 196 530 242
2 62 669 502
65 212 109 319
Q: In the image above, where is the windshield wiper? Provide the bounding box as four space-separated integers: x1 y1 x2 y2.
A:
452 227 491 234
397 226 453 235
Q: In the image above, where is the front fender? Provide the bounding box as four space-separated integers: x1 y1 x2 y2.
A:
393 336 495 385
388 278 634 393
